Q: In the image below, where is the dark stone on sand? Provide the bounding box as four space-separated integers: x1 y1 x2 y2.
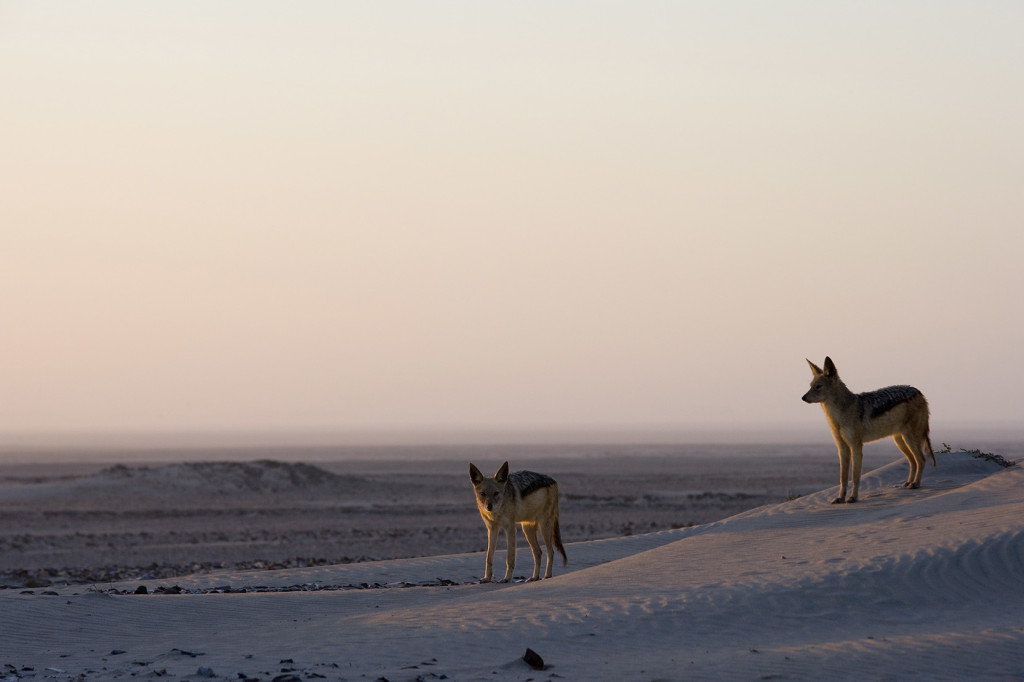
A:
157 585 184 594
135 585 148 594
523 648 545 670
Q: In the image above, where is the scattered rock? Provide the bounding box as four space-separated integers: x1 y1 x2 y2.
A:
271 674 301 682
197 666 216 677
523 648 545 670
1 557 384 589
87 577 472 596
156 585 184 595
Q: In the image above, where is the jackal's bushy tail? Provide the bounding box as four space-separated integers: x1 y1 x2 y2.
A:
923 398 936 468
554 515 567 566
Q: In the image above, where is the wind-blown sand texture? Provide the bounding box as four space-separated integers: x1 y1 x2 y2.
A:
2 449 1023 680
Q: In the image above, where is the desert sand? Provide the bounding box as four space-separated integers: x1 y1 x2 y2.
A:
2 445 1023 680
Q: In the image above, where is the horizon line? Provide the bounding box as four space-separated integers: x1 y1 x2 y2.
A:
1 421 1021 451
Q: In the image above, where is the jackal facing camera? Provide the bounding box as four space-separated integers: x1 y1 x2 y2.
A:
469 461 567 582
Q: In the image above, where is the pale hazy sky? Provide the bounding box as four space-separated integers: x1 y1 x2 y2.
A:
2 2 1022 441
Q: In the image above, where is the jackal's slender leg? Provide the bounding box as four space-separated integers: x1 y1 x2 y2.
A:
481 526 499 582
501 524 516 582
540 521 555 579
895 433 926 488
849 444 864 503
521 522 543 581
908 438 926 488
834 442 851 504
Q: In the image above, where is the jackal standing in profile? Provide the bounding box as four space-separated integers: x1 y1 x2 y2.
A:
802 357 935 504
469 461 567 582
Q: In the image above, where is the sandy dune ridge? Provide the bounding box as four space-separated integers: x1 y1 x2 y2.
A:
3 449 1023 681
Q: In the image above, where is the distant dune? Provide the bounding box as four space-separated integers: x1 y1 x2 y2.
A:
89 460 354 494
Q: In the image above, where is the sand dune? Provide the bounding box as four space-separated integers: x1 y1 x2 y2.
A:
3 449 1022 681
87 460 356 494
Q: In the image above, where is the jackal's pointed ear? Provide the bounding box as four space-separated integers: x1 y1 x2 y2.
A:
495 461 510 484
823 356 838 377
806 359 823 376
469 463 483 485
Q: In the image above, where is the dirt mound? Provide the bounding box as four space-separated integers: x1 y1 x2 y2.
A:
93 460 351 494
